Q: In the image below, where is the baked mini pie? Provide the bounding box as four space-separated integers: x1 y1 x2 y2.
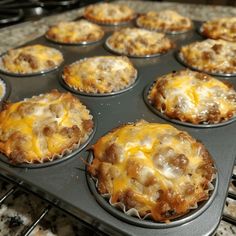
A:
179 39 236 75
45 20 104 44
0 44 63 75
88 120 215 222
84 3 136 25
63 56 137 94
148 70 236 124
106 28 174 57
136 10 192 33
201 17 236 42
0 90 93 164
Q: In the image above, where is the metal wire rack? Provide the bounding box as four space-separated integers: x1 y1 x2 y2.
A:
0 174 107 236
0 171 235 235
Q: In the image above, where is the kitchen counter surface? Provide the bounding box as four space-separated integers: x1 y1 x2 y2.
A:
1 0 236 54
0 1 235 235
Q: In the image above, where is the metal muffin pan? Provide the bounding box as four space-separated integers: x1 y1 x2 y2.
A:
0 20 235 236
86 152 218 229
143 81 236 128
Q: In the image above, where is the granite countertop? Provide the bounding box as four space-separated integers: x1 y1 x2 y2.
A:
1 0 236 54
0 1 235 235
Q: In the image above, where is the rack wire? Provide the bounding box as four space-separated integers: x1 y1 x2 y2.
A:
0 175 106 236
0 171 235 236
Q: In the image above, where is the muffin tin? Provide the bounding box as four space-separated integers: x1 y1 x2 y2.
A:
0 20 235 236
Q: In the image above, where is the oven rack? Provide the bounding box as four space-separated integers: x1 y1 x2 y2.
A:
0 174 107 236
0 171 235 235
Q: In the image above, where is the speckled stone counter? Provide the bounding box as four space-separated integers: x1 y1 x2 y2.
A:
0 1 236 235
1 0 236 54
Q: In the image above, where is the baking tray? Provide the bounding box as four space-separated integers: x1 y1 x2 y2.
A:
0 20 235 236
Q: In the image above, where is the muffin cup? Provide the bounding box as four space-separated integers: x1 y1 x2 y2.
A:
45 32 104 46
136 18 193 35
143 81 236 128
0 94 96 168
175 51 236 77
105 36 171 58
60 62 139 97
0 51 63 77
86 151 218 228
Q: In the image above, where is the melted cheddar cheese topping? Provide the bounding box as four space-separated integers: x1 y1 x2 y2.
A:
137 10 192 33
63 56 137 94
107 28 174 57
0 44 63 74
201 17 236 42
148 70 236 124
180 39 236 74
0 90 93 164
89 121 215 222
84 3 135 24
46 20 104 44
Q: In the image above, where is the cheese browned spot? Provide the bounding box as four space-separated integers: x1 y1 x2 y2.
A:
137 10 192 33
0 44 63 74
148 69 236 124
84 3 135 25
63 56 137 94
201 17 236 42
0 90 93 164
88 120 215 222
46 20 104 44
180 39 236 74
106 28 174 57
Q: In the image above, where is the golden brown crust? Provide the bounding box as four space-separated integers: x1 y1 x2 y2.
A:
45 20 104 44
88 121 215 222
148 69 236 124
179 39 236 75
0 90 93 164
201 17 236 42
84 3 136 25
0 44 63 74
63 56 137 94
137 10 192 33
106 28 174 57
